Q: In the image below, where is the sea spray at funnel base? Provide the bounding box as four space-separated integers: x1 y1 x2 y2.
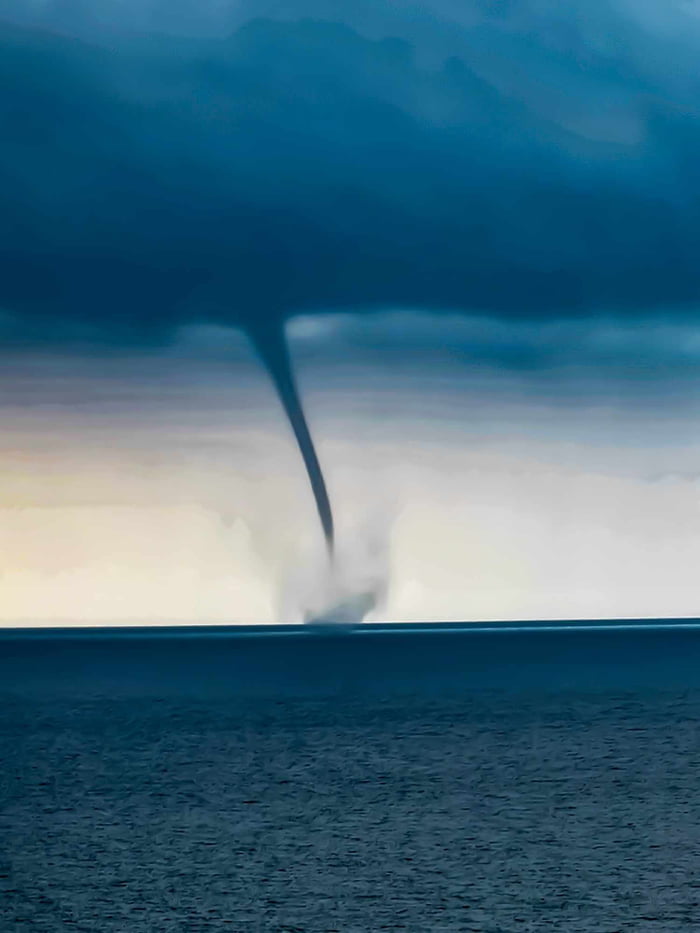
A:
281 510 391 625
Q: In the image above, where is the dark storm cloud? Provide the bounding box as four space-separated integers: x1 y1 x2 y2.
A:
290 312 700 405
5 1 700 549
3 1 700 348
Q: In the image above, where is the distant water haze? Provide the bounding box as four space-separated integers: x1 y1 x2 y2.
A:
2 311 700 626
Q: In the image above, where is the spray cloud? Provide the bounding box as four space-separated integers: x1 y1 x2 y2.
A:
280 504 392 625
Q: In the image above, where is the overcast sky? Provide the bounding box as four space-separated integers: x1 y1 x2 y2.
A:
2 1 700 623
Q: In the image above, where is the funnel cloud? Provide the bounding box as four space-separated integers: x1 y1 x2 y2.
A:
251 326 334 553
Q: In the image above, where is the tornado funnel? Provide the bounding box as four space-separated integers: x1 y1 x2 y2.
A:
251 324 335 555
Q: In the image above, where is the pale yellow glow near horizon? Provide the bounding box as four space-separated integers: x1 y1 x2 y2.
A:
2 439 700 625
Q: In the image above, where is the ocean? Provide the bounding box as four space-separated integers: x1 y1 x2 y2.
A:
2 620 700 930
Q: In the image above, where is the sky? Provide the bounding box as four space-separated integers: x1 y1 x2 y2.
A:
2 0 700 623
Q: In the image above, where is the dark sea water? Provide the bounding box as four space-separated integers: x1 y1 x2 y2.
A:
2 621 700 931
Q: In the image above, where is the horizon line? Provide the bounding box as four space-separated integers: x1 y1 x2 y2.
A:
3 617 700 637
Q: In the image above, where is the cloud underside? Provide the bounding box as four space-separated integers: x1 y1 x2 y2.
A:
2 3 700 346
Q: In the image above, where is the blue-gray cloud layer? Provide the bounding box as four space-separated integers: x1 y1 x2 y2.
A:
3 1 700 348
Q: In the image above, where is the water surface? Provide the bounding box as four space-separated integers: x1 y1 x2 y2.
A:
2 621 699 931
